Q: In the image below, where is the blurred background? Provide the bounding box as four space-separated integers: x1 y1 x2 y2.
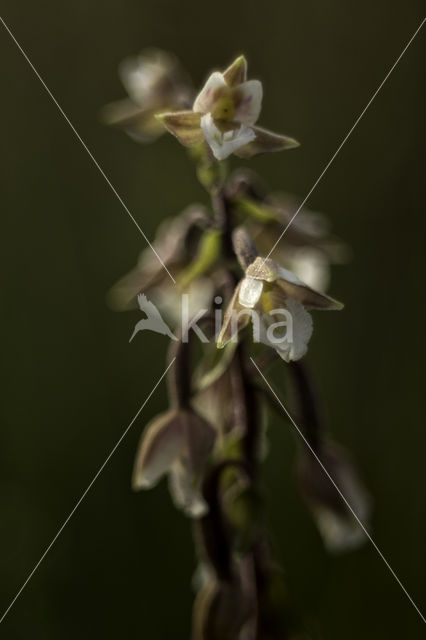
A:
0 1 425 638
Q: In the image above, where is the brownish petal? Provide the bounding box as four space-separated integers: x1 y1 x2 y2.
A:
156 110 204 146
276 278 344 310
234 126 300 158
222 55 247 87
132 410 185 489
101 100 168 141
246 257 343 310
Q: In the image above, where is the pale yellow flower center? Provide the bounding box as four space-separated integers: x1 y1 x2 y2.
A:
211 95 235 122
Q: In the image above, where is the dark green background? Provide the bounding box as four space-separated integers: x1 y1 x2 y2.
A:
1 2 425 638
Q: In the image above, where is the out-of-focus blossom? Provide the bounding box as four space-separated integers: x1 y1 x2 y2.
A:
192 366 236 438
133 408 216 517
192 559 254 640
158 55 299 161
192 553 300 640
256 193 349 292
107 204 210 317
228 172 349 292
102 48 192 142
217 256 343 362
297 443 371 552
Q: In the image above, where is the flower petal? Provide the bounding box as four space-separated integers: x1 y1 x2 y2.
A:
193 71 227 113
132 410 185 489
200 113 256 161
118 54 161 105
217 283 251 348
276 267 344 310
234 126 300 158
285 247 331 292
156 110 204 146
222 55 247 87
246 258 343 310
182 410 216 476
256 299 313 362
280 298 313 361
168 459 208 518
232 80 263 125
167 410 215 518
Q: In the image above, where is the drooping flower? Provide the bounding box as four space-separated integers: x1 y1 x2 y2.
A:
132 408 216 517
102 48 192 142
157 55 299 161
192 563 253 640
297 443 371 552
107 204 211 318
217 256 343 362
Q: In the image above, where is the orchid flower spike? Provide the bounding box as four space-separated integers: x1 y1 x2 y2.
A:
157 55 299 161
217 256 343 362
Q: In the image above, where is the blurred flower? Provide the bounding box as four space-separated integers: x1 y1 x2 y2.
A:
217 256 343 362
158 55 299 161
101 48 192 142
192 559 254 640
228 172 350 292
133 408 216 517
255 193 349 292
192 364 236 438
297 443 371 552
107 204 210 318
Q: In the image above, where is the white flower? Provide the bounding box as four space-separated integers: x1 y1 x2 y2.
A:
217 257 343 362
158 55 299 160
102 48 192 142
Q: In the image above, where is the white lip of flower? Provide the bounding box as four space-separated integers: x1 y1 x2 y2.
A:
200 113 256 161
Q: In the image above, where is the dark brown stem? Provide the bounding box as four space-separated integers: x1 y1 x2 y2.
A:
211 188 234 260
196 459 250 581
167 332 191 409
